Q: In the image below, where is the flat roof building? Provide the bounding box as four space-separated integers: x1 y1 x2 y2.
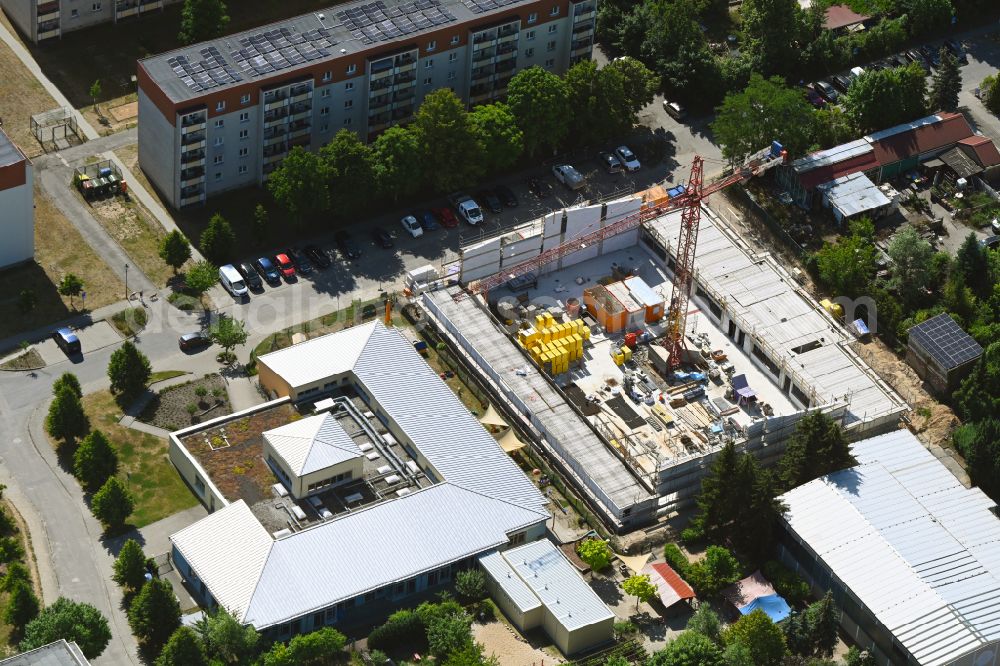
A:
777 430 1000 666
0 640 91 665
0 127 34 269
0 0 177 43
906 313 983 396
136 0 596 208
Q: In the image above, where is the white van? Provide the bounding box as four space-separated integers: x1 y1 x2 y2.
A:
219 264 248 299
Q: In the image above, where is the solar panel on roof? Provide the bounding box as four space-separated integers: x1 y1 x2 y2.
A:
909 314 983 370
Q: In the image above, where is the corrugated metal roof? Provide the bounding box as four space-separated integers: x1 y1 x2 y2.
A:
257 322 376 388
482 539 614 632
779 430 1000 666
263 412 363 476
817 172 892 219
479 550 543 614
171 501 273 620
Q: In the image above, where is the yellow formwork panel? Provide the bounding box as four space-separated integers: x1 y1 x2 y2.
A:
621 346 633 362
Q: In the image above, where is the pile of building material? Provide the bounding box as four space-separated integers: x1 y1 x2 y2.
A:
517 313 591 375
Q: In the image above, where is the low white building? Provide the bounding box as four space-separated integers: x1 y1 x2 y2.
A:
0 127 33 269
262 413 364 499
479 539 615 656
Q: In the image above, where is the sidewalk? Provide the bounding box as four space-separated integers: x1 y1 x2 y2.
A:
0 299 129 356
0 22 99 141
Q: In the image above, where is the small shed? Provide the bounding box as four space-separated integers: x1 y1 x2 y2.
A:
823 4 869 33
816 173 894 225
642 561 695 609
624 276 666 323
906 313 983 395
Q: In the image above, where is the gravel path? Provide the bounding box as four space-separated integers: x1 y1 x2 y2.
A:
473 620 562 666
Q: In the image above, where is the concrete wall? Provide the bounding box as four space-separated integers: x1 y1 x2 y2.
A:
137 89 179 206
0 162 33 268
256 360 296 400
563 617 615 656
0 0 35 41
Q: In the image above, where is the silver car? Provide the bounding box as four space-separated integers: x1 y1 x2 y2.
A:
552 164 585 190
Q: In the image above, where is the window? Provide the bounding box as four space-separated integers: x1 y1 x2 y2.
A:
345 82 354 91
213 154 223 164
545 58 555 67
238 165 248 175
239 147 248 157
427 40 436 51
216 101 225 112
509 531 526 546
321 89 331 98
450 35 459 45
547 40 556 51
322 71 332 81
527 11 537 22
346 63 357 75
240 93 251 104
548 24 557 33
320 124 329 132
320 106 329 116
524 47 534 57
343 118 352 126
239 129 248 139
423 76 433 85
344 100 353 109
214 119 224 128
70 8 78 17
447 71 456 80
239 111 249 122
525 29 535 40
448 52 457 62
214 136 224 146
214 172 223 181
91 2 101 11
424 59 433 68
549 4 559 15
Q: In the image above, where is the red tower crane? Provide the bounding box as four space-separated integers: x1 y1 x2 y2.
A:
468 145 786 368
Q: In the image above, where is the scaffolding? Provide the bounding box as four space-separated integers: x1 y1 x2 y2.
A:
30 107 83 152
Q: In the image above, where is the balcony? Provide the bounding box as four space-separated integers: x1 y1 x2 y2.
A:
393 78 416 91
289 107 311 121
571 45 592 58
263 111 289 128
263 145 288 160
571 38 592 51
263 152 286 166
395 53 416 67
288 126 311 140
264 96 288 111
472 48 495 62
37 0 59 13
394 61 416 74
181 120 205 134
180 150 205 166
368 120 391 134
138 0 162 10
264 133 286 148
369 96 390 112
370 68 393 82
391 106 413 121
289 134 311 148
180 185 205 206
289 83 312 98
181 130 206 145
37 10 60 23
495 59 516 73
473 32 497 45
394 71 416 84
573 8 595 22
495 49 516 64
393 89 414 103
497 31 518 45
572 24 594 38
116 4 139 17
470 92 492 105
180 173 205 187
498 24 518 38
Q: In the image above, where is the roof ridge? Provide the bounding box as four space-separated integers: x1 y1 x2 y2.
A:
444 478 549 517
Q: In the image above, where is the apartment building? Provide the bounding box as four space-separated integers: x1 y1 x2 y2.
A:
136 0 597 208
1 0 178 43
0 127 34 270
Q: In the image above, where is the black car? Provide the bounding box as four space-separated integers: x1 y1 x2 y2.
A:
286 248 314 275
944 38 967 63
599 151 623 173
477 190 503 214
905 49 931 73
335 230 362 259
178 331 211 351
303 245 331 269
918 45 941 67
494 185 519 207
236 261 263 291
525 177 552 198
372 227 394 248
890 53 911 69
814 80 839 104
52 328 81 356
254 256 281 285
831 74 853 93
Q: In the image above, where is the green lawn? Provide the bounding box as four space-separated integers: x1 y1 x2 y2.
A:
81 390 198 527
149 370 189 385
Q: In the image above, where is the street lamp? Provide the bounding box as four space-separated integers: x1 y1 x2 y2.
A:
125 263 129 301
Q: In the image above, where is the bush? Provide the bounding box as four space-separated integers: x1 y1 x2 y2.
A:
0 536 25 564
455 569 488 602
762 560 811 606
366 609 425 652
613 620 638 638
577 538 612 571
663 543 690 575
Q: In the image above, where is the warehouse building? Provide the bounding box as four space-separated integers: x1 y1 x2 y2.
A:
906 313 983 396
777 430 1000 666
479 539 614 655
169 322 549 639
0 127 33 270
136 0 596 208
1 0 177 43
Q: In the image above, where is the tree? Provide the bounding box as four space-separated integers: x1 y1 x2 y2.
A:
712 74 816 164
722 608 787 666
4 579 39 631
73 429 119 492
20 598 111 659
58 274 84 308
45 384 88 445
443 643 500 666
507 66 571 157
199 214 236 265
686 605 722 643
89 80 101 112
372 126 423 202
812 107 855 150
981 74 1000 116
158 231 192 274
17 289 37 314
722 641 754 666
929 47 961 112
196 609 258 664
468 103 523 174
319 129 377 217
814 218 878 298
953 417 1000 500
804 591 838 657
685 546 742 598
261 628 348 666
455 569 488 602
622 574 657 610
648 631 724 666
107 340 151 405
252 204 269 244
565 60 620 144
955 232 989 297
1 563 31 593
156 627 207 666
412 89 481 192
427 612 474 660
178 0 229 44
52 373 82 399
779 411 855 490
888 226 935 306
577 538 613 572
128 578 181 654
782 611 813 657
739 0 803 76
113 539 149 592
844 64 927 133
906 0 954 37
183 260 217 298
845 646 876 666
267 146 331 224
208 315 248 361
606 55 658 119
91 476 135 532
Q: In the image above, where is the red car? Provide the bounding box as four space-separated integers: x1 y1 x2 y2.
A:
274 253 296 278
433 206 459 228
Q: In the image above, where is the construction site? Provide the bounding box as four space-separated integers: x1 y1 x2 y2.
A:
421 151 908 534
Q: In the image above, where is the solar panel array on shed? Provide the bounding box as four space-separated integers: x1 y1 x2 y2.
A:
908 313 983 370
335 0 457 45
230 26 336 79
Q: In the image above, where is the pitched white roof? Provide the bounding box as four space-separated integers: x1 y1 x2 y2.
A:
171 501 273 619
257 322 377 388
263 412 362 476
780 430 1000 666
480 539 614 632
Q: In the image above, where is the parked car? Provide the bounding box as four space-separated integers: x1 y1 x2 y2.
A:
992 218 1000 235
664 100 686 120
400 214 424 238
335 230 362 259
905 49 931 73
432 206 459 228
219 264 249 299
890 53 911 69
525 177 552 197
814 80 839 103
944 38 967 63
552 164 585 190
287 248 314 275
494 184 519 208
831 73 853 93
371 227 394 248
52 328 81 356
178 331 211 351
416 209 439 231
918 45 940 67
254 256 281 285
303 245 331 269
804 88 825 109
274 253 296 279
980 235 1000 250
599 151 623 173
448 193 484 225
615 145 641 171
236 261 263 291
477 190 503 214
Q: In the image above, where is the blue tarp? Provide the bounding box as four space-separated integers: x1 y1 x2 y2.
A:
739 594 791 623
852 319 870 336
